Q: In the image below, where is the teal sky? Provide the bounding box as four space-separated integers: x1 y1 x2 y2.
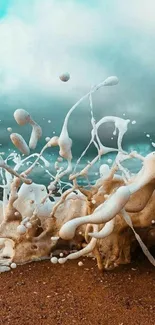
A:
0 0 10 17
0 0 155 157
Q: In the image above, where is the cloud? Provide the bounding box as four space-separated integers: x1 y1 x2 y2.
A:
0 0 155 151
0 0 110 98
115 0 155 32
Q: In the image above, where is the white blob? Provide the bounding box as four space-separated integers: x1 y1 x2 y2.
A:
99 164 110 178
54 161 59 170
57 157 63 162
7 127 12 132
51 257 58 264
47 136 59 147
26 222 32 229
59 252 64 257
0 266 10 273
45 137 50 142
107 158 113 164
14 211 20 216
59 72 70 82
51 236 59 241
132 120 136 125
14 183 53 220
29 124 42 150
10 263 17 269
103 76 119 86
152 142 155 148
21 217 30 225
146 134 150 138
10 133 30 155
78 261 83 266
14 109 42 150
58 257 67 264
17 225 27 234
14 109 30 125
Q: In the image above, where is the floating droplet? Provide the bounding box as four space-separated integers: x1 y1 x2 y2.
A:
26 222 32 229
7 127 12 132
51 257 58 264
14 109 30 125
107 159 112 164
10 263 17 269
17 224 27 234
10 133 30 155
57 157 63 162
59 72 70 82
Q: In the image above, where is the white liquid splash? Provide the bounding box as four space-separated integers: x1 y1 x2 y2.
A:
0 76 154 273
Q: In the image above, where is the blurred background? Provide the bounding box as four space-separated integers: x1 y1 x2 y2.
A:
0 0 155 183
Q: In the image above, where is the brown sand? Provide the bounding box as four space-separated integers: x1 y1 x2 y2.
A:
0 255 155 325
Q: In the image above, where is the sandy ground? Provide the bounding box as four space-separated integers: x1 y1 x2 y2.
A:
0 253 155 325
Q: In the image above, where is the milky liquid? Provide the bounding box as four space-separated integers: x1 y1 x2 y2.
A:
0 76 155 272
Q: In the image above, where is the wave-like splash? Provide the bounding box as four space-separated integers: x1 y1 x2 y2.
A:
0 76 155 273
